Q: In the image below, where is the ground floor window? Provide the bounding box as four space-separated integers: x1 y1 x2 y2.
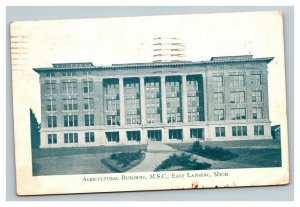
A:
215 127 225 137
106 131 119 142
254 125 264 135
47 134 57 144
232 126 247 136
127 131 141 141
147 130 162 141
64 133 78 143
190 128 204 139
169 129 183 140
85 132 95 142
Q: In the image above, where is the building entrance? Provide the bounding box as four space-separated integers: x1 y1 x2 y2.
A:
147 130 162 141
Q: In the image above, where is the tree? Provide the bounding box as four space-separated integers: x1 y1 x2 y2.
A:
30 108 40 149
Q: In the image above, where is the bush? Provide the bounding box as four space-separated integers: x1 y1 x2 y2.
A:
190 141 238 161
155 153 211 171
110 150 144 168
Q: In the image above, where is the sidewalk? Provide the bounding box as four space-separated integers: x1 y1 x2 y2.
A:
127 142 179 172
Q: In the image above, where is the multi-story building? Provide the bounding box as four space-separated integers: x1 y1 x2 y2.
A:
33 55 273 148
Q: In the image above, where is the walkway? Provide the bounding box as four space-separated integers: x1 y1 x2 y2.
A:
127 142 179 172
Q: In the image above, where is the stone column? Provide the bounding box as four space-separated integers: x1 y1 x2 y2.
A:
181 75 188 124
119 77 125 126
202 74 209 140
202 74 208 122
139 77 146 125
160 76 167 124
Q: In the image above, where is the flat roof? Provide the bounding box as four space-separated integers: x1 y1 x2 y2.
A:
33 55 274 73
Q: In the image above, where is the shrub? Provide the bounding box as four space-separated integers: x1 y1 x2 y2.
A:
155 153 211 171
110 150 144 168
190 141 238 161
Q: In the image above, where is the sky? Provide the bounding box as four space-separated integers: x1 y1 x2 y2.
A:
10 11 286 126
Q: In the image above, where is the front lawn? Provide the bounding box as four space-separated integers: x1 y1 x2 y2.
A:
229 148 282 167
32 145 147 176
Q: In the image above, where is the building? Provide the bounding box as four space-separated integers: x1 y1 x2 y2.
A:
33 55 274 148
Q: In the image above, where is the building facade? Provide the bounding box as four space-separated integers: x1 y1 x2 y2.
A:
33 55 273 148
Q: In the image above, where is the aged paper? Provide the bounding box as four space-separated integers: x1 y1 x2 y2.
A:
11 11 289 195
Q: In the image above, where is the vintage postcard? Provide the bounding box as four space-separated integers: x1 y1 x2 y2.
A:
10 11 289 195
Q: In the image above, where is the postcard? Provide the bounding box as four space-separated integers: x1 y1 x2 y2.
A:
10 11 289 195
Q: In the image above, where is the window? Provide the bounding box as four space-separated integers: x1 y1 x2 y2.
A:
45 80 56 95
252 74 262 86
230 75 245 87
62 71 76 76
169 129 183 140
63 98 78 110
146 113 161 124
63 115 78 127
231 108 246 120
214 109 225 121
232 126 247 136
190 128 204 139
85 132 95 142
254 125 264 135
106 99 119 111
64 133 78 143
213 76 223 87
62 80 77 94
126 114 141 125
46 99 56 111
230 91 245 103
45 72 55 77
214 92 224 104
47 116 57 128
105 82 119 96
252 91 262 103
85 114 94 126
83 79 94 93
188 112 200 122
84 98 94 110
106 115 120 126
83 71 93 76
147 130 162 141
166 78 182 123
215 127 225 137
167 113 182 123
127 131 141 141
47 134 57 144
253 107 263 119
106 132 119 142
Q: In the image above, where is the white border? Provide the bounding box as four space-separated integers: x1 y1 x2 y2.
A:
2 2 298 207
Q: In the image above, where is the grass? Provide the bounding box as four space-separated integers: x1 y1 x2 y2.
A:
101 150 146 172
189 141 238 161
229 148 282 167
32 153 112 176
155 153 211 171
32 145 147 175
